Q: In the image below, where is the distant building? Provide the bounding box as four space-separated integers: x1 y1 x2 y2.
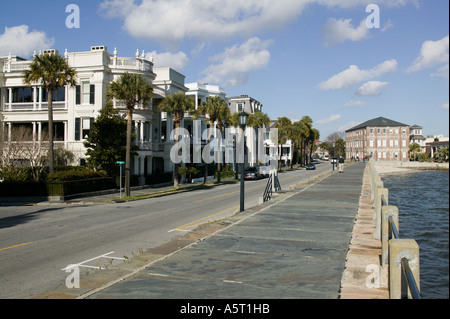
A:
410 124 426 151
345 117 410 161
227 95 263 115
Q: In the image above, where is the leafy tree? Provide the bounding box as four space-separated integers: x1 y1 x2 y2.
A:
84 104 136 177
106 73 153 196
23 52 77 173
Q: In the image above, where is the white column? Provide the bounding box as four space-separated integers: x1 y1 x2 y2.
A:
134 155 140 175
32 122 37 142
64 121 68 148
37 122 42 141
140 121 144 144
7 122 11 142
166 115 173 142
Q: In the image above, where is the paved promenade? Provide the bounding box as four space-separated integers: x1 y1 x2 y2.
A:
82 162 365 299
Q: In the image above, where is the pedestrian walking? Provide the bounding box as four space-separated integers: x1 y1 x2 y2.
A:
339 156 344 173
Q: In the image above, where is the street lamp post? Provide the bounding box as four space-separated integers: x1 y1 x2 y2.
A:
332 142 336 171
239 111 249 212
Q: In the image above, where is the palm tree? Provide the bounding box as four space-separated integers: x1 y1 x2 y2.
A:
23 52 77 173
275 117 292 169
158 92 195 188
409 142 421 161
309 128 320 163
196 96 230 183
299 116 313 165
106 73 153 196
248 112 271 165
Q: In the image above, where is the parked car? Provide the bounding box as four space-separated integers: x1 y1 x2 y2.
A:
244 167 261 180
257 165 271 178
306 163 316 170
331 157 337 164
322 156 329 161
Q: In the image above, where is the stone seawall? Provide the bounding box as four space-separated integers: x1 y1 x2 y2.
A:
373 161 448 175
340 164 389 299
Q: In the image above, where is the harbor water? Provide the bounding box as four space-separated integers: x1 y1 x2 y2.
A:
381 169 449 299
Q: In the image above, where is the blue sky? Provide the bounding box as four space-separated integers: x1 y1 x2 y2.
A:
1 0 448 140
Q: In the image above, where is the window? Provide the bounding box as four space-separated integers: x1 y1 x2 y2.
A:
370 128 373 134
370 140 374 147
75 117 94 140
12 87 34 103
402 139 406 147
389 140 393 147
76 82 95 105
237 103 243 112
377 128 381 134
42 86 65 102
382 140 386 147
395 140 399 147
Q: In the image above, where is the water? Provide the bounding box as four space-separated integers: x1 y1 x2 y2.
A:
382 170 449 299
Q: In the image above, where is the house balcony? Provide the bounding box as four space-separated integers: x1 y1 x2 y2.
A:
5 101 67 112
109 57 153 73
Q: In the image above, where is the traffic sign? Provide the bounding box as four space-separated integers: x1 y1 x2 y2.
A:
116 161 125 165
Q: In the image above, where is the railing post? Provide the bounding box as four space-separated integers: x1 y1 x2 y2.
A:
389 239 420 299
381 205 399 267
373 187 387 240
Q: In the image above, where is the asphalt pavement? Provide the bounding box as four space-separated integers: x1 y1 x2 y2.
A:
72 162 365 299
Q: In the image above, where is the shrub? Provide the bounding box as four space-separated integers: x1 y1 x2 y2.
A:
47 169 107 182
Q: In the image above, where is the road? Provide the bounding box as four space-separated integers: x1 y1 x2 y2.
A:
0 161 332 298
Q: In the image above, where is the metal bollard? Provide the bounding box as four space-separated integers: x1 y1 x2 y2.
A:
381 205 399 267
389 239 420 299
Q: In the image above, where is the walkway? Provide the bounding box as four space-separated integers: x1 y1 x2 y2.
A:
84 163 366 299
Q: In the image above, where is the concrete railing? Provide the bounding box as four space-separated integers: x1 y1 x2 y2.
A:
367 160 421 299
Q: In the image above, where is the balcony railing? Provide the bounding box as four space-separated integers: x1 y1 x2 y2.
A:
7 101 66 111
109 57 153 72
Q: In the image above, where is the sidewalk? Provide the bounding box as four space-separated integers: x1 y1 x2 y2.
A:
66 162 365 299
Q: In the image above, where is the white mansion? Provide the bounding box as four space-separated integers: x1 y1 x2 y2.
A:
0 45 271 183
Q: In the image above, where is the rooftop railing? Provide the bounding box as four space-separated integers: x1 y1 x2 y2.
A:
368 160 421 299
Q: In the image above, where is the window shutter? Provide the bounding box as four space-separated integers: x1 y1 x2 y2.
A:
75 118 80 141
90 84 95 105
76 86 80 105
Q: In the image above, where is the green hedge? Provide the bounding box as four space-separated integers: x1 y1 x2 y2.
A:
47 177 115 196
47 169 107 182
0 177 115 197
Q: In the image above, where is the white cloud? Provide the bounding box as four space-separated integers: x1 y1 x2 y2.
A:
316 114 341 125
337 121 361 133
0 25 54 57
98 0 417 47
354 81 388 96
147 50 189 70
407 35 449 73
430 64 449 79
319 59 397 90
201 37 273 87
337 100 367 108
321 18 369 46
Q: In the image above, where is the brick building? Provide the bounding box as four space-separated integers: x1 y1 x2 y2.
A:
345 117 410 161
